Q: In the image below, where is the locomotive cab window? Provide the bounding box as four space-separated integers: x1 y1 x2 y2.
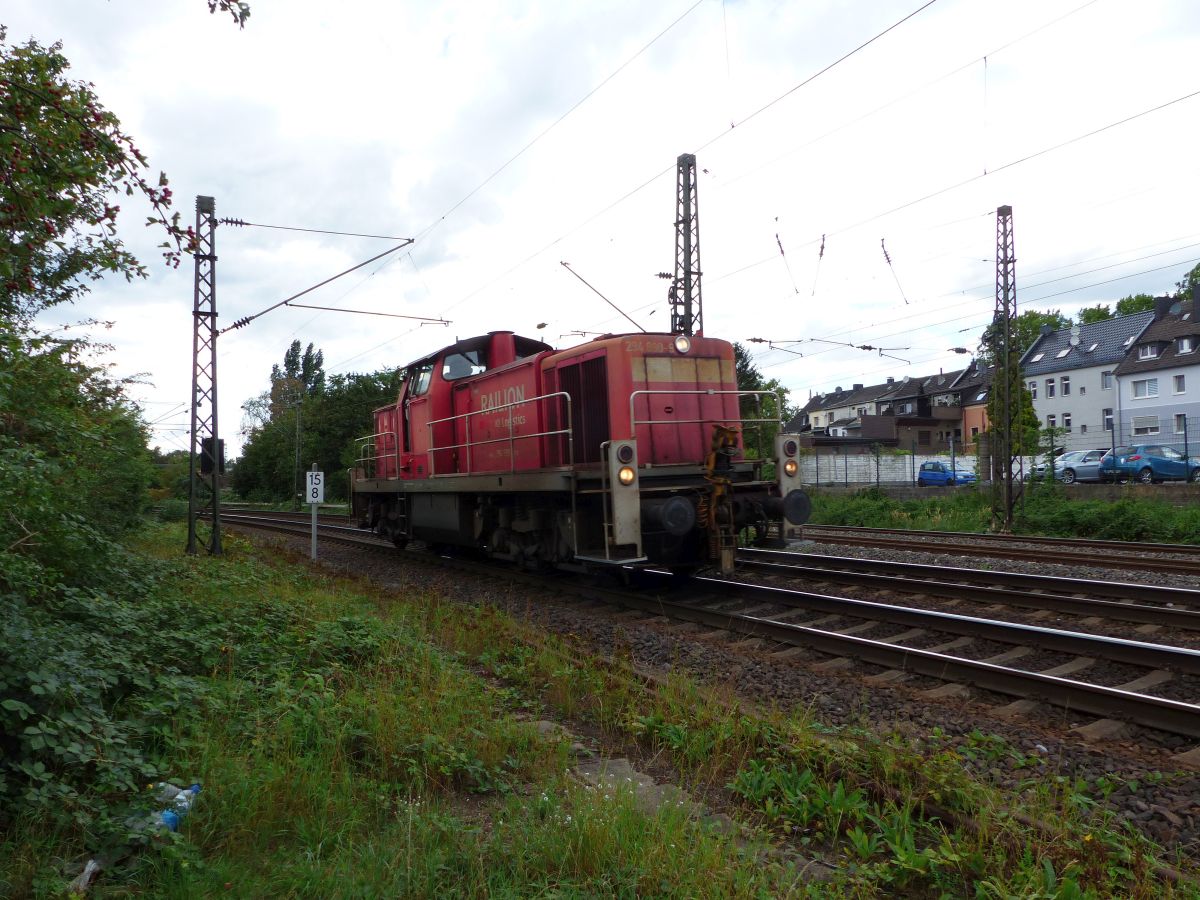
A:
441 349 487 380
408 361 434 396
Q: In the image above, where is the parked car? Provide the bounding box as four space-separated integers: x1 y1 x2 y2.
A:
916 461 977 486
1026 447 1067 481
1100 445 1200 483
1053 449 1109 484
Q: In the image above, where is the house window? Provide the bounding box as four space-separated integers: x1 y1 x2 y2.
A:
1101 371 1113 390
1138 344 1159 360
1132 415 1160 435
900 402 913 414
1176 414 1188 434
1046 379 1056 398
1046 414 1056 429
1063 412 1072 432
1030 352 1045 363
1132 378 1158 399
1029 381 1037 400
1056 347 1071 359
1087 342 1099 352
1080 386 1086 395
1060 376 1070 396
971 426 979 437
1081 424 1088 433
1179 337 1195 354
1174 374 1186 394
1103 408 1113 431
974 391 986 401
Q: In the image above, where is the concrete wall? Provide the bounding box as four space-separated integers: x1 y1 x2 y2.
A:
801 452 1040 486
811 482 1200 506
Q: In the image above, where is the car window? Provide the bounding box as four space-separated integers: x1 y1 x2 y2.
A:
1161 447 1183 460
1114 446 1133 456
1142 446 1162 457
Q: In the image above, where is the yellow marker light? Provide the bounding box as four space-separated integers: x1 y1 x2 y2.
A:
784 459 798 477
617 466 636 485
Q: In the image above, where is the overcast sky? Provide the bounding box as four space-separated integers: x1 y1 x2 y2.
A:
9 0 1200 454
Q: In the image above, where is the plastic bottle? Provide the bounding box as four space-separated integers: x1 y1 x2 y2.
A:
154 782 202 832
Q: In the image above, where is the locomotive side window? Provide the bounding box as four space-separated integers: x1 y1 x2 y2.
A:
409 362 434 396
442 349 487 380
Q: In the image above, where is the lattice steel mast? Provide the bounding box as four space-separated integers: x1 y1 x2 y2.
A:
991 204 1019 532
669 153 703 336
186 195 222 555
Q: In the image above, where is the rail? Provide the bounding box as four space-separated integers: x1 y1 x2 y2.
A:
426 390 574 476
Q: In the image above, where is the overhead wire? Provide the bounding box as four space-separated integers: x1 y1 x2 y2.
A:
436 0 942 317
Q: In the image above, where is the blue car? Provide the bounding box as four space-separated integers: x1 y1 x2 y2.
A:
1101 445 1200 483
916 461 977 486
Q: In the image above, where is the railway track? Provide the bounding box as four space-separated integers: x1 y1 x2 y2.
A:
737 548 1200 628
802 524 1200 576
218 512 1200 742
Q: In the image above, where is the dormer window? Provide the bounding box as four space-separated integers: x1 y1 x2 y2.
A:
1180 336 1196 354
1029 352 1045 362
1123 335 1135 347
1138 344 1159 360
1055 347 1071 359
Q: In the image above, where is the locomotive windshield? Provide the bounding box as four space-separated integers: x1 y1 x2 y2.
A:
441 349 487 380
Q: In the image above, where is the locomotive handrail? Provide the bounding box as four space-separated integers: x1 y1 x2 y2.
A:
629 388 783 465
627 389 784 428
426 390 574 476
354 430 398 479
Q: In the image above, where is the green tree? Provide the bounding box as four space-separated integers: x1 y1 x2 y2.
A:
1115 293 1155 316
733 342 797 460
1175 262 1200 302
1077 303 1112 325
234 365 401 502
0 5 248 321
978 309 1071 362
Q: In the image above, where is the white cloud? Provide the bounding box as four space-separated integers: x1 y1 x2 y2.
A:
10 0 1200 451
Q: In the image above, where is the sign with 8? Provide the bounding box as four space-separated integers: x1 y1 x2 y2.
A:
306 471 324 504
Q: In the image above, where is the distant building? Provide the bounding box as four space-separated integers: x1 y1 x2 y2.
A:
1112 295 1200 445
1021 310 1155 448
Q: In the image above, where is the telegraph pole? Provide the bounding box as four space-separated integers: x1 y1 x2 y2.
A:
991 205 1019 532
186 195 223 555
669 153 703 336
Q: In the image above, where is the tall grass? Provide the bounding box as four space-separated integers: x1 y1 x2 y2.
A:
3 523 1192 897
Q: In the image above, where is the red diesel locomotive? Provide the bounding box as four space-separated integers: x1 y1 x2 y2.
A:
350 329 810 573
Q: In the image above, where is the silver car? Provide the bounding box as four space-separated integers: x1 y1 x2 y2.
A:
1054 449 1108 484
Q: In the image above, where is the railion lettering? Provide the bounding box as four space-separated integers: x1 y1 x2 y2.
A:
479 385 526 412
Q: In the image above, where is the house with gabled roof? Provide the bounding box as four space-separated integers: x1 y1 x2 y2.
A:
1112 295 1200 446
1020 309 1155 448
950 360 993 441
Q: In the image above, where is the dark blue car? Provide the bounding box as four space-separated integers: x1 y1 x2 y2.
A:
1101 445 1200 483
916 461 977 486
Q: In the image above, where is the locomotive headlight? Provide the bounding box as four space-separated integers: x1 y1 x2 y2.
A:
617 465 636 486
784 459 798 477
673 335 691 354
616 444 635 464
